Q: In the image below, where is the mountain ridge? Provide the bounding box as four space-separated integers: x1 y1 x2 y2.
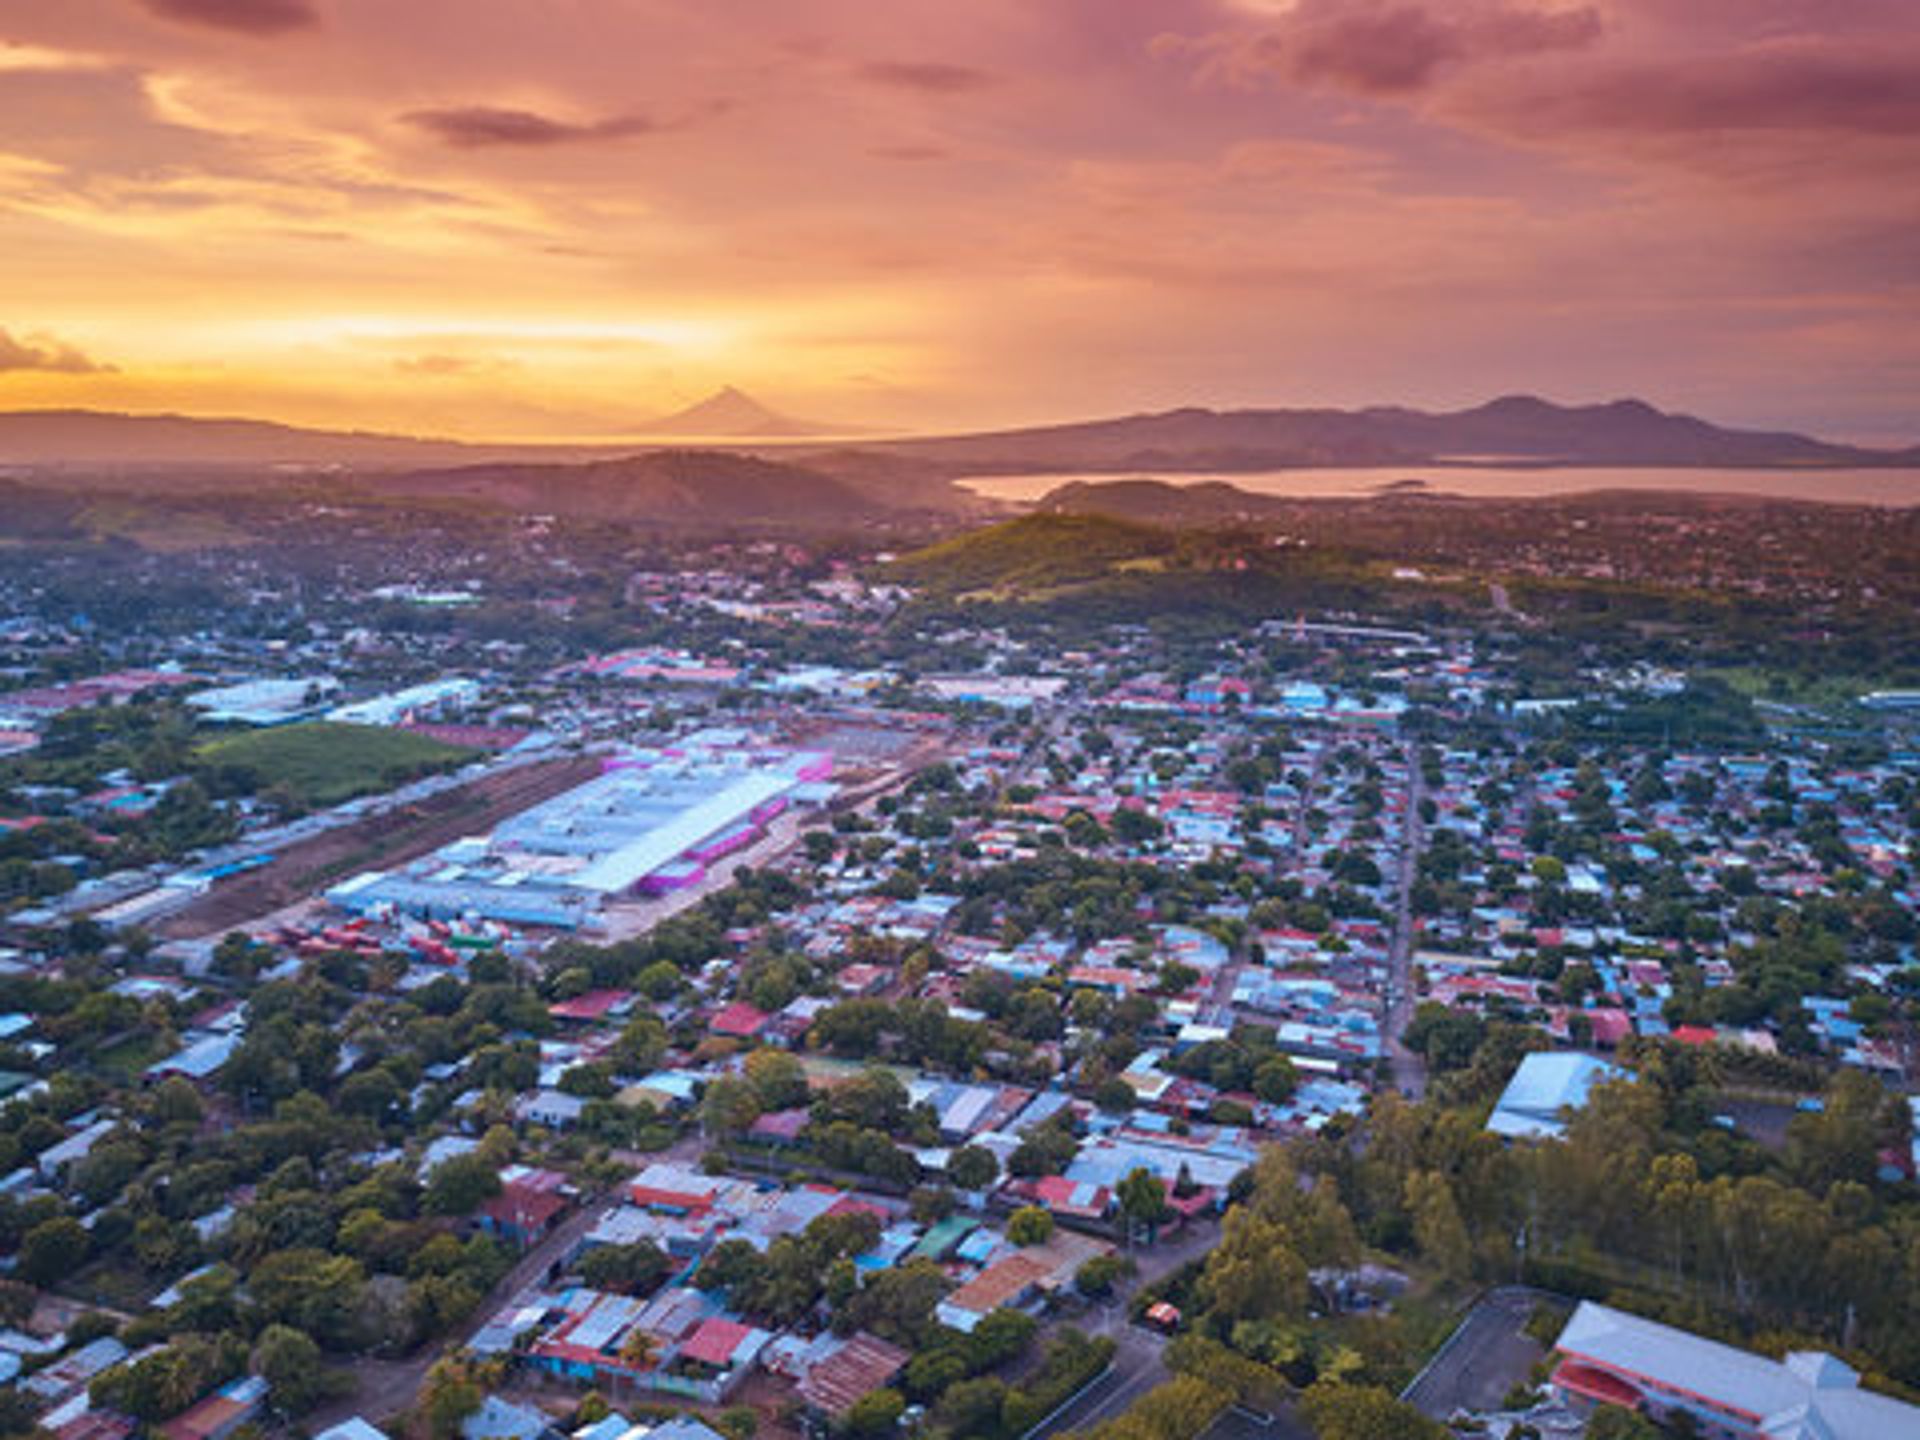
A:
0 395 1912 477
849 394 1920 472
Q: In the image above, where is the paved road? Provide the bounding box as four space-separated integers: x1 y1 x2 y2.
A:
1029 1219 1222 1440
1383 742 1428 1098
1031 1325 1167 1440
1197 1403 1312 1440
1402 1287 1548 1420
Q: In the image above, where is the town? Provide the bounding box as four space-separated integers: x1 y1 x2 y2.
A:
0 494 1917 1440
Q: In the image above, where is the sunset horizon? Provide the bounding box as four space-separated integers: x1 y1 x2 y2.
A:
2 0 1918 442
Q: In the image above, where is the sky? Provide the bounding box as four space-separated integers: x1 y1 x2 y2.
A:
0 0 1915 442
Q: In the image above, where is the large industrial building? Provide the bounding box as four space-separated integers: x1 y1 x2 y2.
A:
1551 1300 1920 1439
327 736 832 929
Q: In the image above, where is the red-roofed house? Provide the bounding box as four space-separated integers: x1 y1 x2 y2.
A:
629 1162 727 1215
709 1002 770 1040
746 1108 809 1146
1586 1009 1633 1047
478 1183 570 1248
1027 1174 1112 1221
549 990 636 1023
160 1378 267 1440
680 1318 756 1370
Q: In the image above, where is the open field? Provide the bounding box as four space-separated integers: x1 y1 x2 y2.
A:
155 753 603 938
194 721 470 807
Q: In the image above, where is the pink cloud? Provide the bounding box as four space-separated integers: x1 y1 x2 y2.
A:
138 0 319 36
857 60 995 93
1165 0 1603 96
400 105 656 147
1464 41 1920 137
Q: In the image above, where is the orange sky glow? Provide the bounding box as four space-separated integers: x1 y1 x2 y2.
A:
0 0 1916 441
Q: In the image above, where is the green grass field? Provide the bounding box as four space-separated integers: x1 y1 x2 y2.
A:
194 721 469 807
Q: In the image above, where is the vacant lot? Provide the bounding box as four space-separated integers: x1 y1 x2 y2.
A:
157 753 603 938
195 721 469 807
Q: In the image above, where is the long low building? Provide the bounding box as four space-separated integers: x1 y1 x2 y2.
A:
327 740 832 929
1551 1301 1920 1439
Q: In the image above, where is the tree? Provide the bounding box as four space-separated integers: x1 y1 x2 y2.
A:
423 1152 501 1217
1110 808 1164 845
949 1145 999 1192
846 1388 906 1439
702 1075 763 1138
1117 1167 1171 1241
579 1241 670 1297
248 1248 369 1349
1197 1209 1305 1325
254 1324 337 1416
19 1216 89 1285
1008 1206 1055 1247
1075 1255 1132 1298
744 1049 809 1111
1404 1171 1471 1281
1252 1055 1299 1104
1072 1375 1223 1440
420 1358 485 1440
1298 1381 1447 1440
1587 1407 1663 1440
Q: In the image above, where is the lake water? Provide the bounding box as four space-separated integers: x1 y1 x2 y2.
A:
958 466 1920 508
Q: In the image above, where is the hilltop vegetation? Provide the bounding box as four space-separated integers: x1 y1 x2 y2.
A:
887 512 1434 633
889 513 1177 597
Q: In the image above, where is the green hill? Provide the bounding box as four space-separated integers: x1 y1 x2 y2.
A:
888 511 1423 630
887 513 1178 601
194 721 470 807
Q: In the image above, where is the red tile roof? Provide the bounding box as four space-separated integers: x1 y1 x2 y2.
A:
680 1318 754 1368
480 1185 568 1232
709 1002 771 1038
549 989 635 1022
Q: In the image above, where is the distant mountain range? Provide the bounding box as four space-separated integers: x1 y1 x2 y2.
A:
0 395 1911 533
853 395 1920 472
376 449 958 526
0 408 503 470
2 394 1912 476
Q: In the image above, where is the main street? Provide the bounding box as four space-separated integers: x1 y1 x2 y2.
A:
1383 740 1428 1098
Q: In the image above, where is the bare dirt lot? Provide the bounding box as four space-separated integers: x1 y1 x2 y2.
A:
155 754 604 939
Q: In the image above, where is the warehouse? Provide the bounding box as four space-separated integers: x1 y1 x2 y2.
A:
327 741 831 928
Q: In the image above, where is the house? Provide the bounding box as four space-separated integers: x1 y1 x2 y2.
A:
549 991 636 1024
1551 1300 1920 1440
629 1162 728 1215
675 1320 764 1374
145 1033 240 1087
708 1002 770 1041
37 1118 120 1182
1486 1052 1624 1141
936 1253 1054 1333
1022 1175 1113 1222
516 1091 586 1130
794 1333 912 1419
313 1420 391 1440
24 1338 131 1403
478 1168 571 1247
460 1396 556 1440
160 1376 268 1440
